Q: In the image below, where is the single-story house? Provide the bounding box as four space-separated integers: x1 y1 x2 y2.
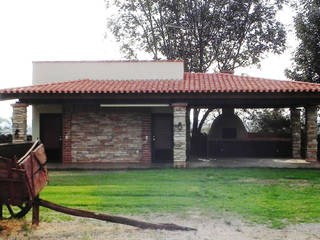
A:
0 60 319 167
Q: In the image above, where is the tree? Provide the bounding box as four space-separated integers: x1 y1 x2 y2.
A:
107 0 286 72
239 108 290 135
106 0 287 142
285 0 320 83
0 117 11 135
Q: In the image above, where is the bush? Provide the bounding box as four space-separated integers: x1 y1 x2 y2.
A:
0 134 12 143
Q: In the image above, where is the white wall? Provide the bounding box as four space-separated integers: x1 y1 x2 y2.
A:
33 61 184 84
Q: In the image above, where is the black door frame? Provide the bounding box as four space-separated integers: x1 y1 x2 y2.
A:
39 113 62 163
151 113 174 163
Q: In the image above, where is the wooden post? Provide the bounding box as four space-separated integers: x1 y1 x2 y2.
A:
32 196 40 225
0 204 2 219
38 198 196 231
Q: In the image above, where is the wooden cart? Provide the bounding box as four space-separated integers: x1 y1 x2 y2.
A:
0 140 193 231
0 140 48 224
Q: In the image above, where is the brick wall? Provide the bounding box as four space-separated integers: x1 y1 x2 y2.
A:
64 105 151 163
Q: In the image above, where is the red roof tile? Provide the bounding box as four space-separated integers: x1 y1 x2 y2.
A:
1 73 320 95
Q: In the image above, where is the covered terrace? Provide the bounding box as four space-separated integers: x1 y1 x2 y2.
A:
0 61 319 168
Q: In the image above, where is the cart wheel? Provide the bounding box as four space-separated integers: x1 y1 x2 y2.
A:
4 202 32 219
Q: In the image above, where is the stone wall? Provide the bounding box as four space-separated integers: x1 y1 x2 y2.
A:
62 105 72 163
67 106 151 163
290 108 301 159
306 106 318 161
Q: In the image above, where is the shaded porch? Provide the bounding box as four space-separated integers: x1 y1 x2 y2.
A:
45 157 320 170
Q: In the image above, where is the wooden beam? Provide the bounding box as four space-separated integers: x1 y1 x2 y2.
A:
32 196 40 225
37 198 196 231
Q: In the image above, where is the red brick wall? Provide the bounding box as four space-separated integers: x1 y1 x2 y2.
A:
62 105 152 163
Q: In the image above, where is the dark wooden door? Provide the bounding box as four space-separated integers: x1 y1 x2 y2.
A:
40 114 62 163
152 114 173 163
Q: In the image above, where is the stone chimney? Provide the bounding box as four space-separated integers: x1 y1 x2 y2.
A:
220 69 235 74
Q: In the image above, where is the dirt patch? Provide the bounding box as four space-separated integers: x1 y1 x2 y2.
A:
235 178 310 186
0 219 29 239
4 213 320 240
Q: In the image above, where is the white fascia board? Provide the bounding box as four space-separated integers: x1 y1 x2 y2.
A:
100 104 170 107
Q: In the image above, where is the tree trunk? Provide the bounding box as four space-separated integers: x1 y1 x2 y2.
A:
192 108 200 137
198 109 213 132
191 108 213 156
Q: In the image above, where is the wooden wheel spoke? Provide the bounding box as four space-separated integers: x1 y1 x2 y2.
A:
6 204 14 216
17 205 24 210
4 202 31 219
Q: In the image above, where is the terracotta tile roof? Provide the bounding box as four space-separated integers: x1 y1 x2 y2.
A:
32 60 184 63
1 72 320 94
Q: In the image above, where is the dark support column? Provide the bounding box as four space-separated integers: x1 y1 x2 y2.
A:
172 103 187 168
306 106 318 161
0 204 2 219
290 108 301 159
32 196 40 225
12 102 28 143
186 106 191 161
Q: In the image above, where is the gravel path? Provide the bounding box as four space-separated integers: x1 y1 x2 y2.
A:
3 213 320 240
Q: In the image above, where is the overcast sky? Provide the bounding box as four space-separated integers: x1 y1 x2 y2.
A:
0 0 298 123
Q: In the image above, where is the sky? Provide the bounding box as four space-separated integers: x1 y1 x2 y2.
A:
0 0 298 125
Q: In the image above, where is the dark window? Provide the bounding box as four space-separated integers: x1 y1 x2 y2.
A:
222 128 237 139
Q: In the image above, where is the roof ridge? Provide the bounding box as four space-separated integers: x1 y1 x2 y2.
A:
1 73 320 95
184 72 316 84
33 60 184 63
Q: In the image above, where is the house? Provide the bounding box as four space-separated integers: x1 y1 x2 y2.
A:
0 60 319 167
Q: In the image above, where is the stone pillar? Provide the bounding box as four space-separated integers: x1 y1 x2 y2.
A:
12 102 28 143
306 106 318 161
290 108 301 159
62 105 72 163
172 103 187 167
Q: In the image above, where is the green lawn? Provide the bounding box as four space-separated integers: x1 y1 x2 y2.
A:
10 168 320 228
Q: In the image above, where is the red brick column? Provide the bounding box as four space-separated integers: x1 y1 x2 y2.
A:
11 102 28 143
306 106 318 162
290 108 301 159
62 106 72 163
141 112 152 163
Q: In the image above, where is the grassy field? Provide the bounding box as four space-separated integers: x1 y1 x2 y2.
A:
8 168 320 228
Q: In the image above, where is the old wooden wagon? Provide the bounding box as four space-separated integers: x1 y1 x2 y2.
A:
0 140 48 224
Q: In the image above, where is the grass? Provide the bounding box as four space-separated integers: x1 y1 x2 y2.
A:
5 168 320 228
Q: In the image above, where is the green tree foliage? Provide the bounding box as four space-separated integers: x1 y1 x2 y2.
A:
107 0 286 72
0 117 11 135
286 0 320 83
107 0 287 154
240 108 291 135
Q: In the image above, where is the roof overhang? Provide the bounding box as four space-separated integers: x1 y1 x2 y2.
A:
2 91 320 108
